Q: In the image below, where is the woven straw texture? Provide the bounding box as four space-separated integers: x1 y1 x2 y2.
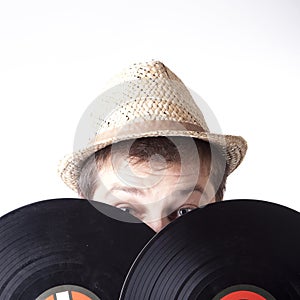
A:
58 61 247 192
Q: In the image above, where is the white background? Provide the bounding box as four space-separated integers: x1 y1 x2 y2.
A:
0 0 299 215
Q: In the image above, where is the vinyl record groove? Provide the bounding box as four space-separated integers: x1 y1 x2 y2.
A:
0 198 155 300
120 200 300 300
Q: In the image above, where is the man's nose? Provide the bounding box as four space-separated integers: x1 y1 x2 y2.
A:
145 217 171 232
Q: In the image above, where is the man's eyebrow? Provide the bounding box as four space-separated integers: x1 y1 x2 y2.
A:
178 184 208 198
107 185 145 196
193 184 204 193
178 184 204 192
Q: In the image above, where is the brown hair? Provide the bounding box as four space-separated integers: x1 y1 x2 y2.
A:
78 137 229 201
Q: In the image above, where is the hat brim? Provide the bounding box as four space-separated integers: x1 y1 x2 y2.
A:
58 129 247 193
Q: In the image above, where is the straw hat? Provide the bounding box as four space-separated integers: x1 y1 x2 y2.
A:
58 60 247 193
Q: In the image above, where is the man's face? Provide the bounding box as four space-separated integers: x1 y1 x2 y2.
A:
93 157 215 232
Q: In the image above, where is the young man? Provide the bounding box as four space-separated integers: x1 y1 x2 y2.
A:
58 61 247 232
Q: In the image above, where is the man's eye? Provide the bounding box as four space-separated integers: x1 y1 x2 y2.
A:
168 206 196 221
177 207 195 216
118 207 133 214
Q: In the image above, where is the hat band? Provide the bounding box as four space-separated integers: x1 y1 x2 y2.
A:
91 120 206 144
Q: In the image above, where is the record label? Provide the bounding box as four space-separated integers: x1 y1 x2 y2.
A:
212 284 276 300
36 285 100 300
221 291 265 300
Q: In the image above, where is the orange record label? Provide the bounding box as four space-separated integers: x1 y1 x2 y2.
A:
44 291 91 300
36 285 100 300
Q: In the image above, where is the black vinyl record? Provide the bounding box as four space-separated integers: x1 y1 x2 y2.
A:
120 200 300 300
0 198 155 300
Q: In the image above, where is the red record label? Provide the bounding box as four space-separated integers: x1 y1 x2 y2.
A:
213 285 275 300
221 290 266 300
